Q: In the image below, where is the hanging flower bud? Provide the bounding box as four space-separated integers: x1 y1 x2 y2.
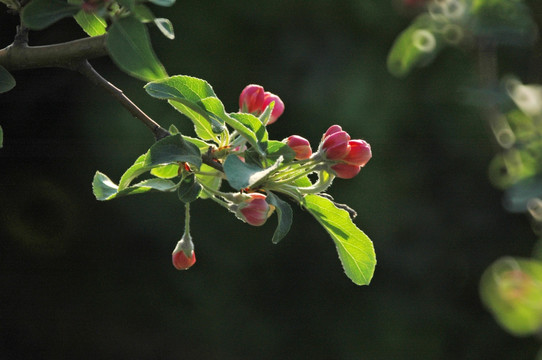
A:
239 85 265 114
342 140 372 167
321 129 351 160
262 92 285 125
236 193 274 226
172 234 196 270
285 135 312 160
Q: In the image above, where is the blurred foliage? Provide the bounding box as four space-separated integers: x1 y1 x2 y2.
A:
2 0 542 359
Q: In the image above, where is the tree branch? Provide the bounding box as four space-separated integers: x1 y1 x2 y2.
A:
0 35 108 71
76 59 170 141
0 32 225 171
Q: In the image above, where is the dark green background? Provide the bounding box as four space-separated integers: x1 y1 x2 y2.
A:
1 1 541 359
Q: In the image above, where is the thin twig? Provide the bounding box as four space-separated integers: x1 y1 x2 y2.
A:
76 59 170 140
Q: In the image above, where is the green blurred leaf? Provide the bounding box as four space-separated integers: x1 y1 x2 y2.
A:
304 194 376 286
177 173 202 203
223 154 283 190
21 0 80 30
106 15 168 81
480 257 542 336
144 134 202 169
150 164 179 179
0 65 15 93
387 15 443 78
148 0 176 6
133 4 155 23
266 191 293 244
73 9 107 36
470 0 537 45
154 18 174 39
117 0 135 10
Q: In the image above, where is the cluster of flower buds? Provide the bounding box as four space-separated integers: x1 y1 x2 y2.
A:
318 125 372 179
172 233 196 270
280 125 372 180
169 85 370 271
239 85 285 125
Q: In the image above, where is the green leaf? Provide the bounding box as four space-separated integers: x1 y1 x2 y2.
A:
387 15 443 78
118 154 151 190
266 192 293 244
169 101 219 142
304 194 376 286
150 164 179 179
229 113 268 153
145 76 227 140
21 0 80 30
480 257 542 336
183 135 212 151
93 171 119 200
154 18 174 40
144 134 202 169
168 124 180 134
93 171 177 200
148 0 176 6
266 140 296 162
223 155 283 190
0 65 15 94
196 164 222 199
73 10 107 36
106 15 168 81
177 173 202 203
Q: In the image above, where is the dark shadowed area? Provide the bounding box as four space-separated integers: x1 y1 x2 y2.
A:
1 1 542 359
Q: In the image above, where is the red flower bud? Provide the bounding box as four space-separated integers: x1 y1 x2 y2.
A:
262 92 284 125
330 163 361 179
286 135 312 160
172 235 196 270
239 85 265 114
237 193 274 226
342 140 372 167
321 131 351 160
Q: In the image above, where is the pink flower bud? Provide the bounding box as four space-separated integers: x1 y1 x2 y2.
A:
286 135 312 160
172 235 196 270
342 140 372 167
262 92 284 125
321 131 351 160
237 193 274 226
239 85 265 114
322 125 343 140
330 163 361 179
